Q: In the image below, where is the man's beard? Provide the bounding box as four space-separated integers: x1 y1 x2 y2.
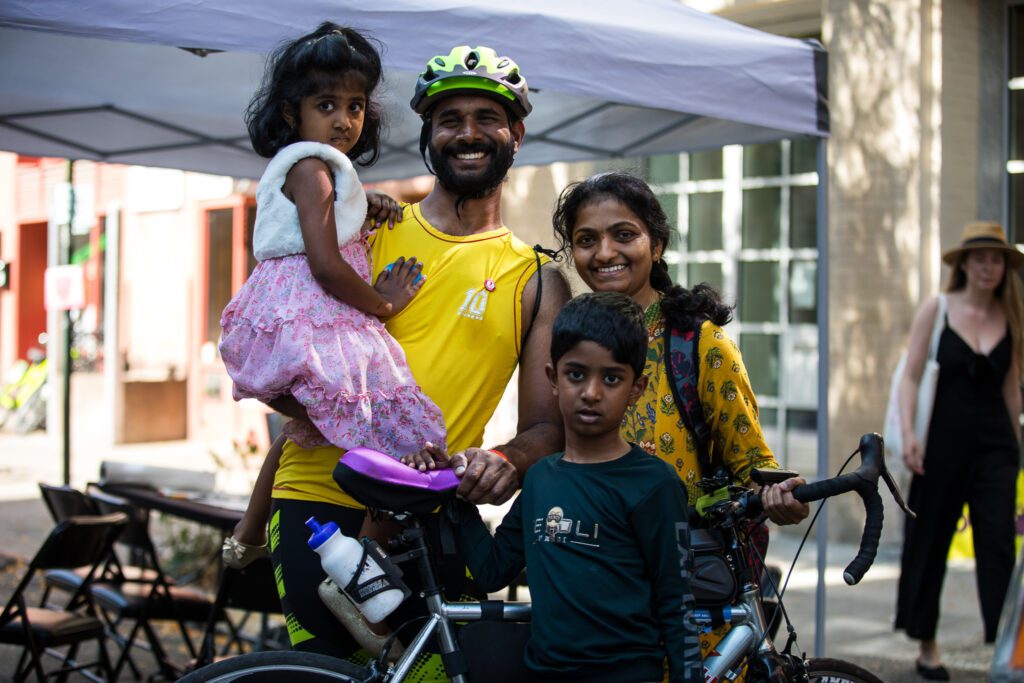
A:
429 137 516 199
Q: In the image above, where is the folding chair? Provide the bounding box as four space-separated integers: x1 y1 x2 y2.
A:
36 485 101 608
86 489 216 680
38 484 167 596
190 555 284 670
0 512 127 683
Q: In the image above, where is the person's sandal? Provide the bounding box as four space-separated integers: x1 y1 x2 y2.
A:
915 659 950 681
222 536 270 569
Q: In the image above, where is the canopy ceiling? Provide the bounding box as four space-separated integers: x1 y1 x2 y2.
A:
0 0 828 181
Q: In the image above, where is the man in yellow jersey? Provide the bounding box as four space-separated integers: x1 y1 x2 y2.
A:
262 46 570 671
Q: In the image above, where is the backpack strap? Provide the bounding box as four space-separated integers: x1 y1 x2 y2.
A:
665 319 713 472
520 245 558 352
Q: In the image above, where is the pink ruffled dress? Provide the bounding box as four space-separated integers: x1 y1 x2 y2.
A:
219 141 446 457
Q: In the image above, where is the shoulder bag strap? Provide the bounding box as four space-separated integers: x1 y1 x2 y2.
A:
666 319 712 472
927 294 947 361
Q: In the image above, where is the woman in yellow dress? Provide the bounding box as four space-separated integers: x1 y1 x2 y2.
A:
552 170 810 672
553 171 809 520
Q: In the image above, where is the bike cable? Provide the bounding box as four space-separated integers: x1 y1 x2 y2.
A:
752 446 861 651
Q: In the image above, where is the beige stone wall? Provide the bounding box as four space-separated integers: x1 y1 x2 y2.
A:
940 0 980 247
823 0 934 540
824 0 993 541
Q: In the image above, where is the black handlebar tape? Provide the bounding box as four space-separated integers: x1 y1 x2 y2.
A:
841 487 883 585
790 471 867 504
789 473 882 585
745 433 887 584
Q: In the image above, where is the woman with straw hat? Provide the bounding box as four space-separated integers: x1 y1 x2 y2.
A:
894 221 1024 679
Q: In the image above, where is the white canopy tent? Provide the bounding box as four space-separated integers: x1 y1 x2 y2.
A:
0 0 835 655
0 0 827 180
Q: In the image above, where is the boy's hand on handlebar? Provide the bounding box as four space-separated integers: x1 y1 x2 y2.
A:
401 441 447 472
762 477 810 525
902 433 925 475
449 448 518 505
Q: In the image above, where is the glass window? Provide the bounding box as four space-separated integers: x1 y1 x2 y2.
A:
791 138 818 174
789 261 817 324
742 188 781 249
739 261 780 322
1012 174 1024 244
785 409 818 474
656 192 679 232
647 154 680 183
743 143 782 177
688 192 723 250
790 186 818 248
689 149 723 180
206 208 234 345
1012 6 1024 80
739 332 779 396
1012 91 1024 162
687 262 723 291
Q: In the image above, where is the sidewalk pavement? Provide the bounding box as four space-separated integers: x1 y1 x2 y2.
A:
0 429 999 681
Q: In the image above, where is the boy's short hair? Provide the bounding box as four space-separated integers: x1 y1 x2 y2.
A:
551 292 648 376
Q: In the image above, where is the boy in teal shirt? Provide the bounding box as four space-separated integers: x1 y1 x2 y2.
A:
454 292 701 682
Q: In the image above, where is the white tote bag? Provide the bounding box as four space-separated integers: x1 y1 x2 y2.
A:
884 294 947 464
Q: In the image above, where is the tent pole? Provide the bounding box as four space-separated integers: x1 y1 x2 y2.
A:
62 160 74 486
814 138 829 657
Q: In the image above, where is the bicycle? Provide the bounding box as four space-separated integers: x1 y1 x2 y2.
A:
179 432 912 683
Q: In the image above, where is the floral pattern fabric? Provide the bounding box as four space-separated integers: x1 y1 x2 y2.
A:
219 226 447 458
621 300 777 505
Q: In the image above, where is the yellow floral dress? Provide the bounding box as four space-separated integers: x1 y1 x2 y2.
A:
622 299 777 502
622 299 778 678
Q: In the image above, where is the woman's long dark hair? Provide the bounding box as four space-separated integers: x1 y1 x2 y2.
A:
245 22 384 165
552 171 732 332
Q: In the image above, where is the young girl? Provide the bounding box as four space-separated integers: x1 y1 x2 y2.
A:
219 23 446 568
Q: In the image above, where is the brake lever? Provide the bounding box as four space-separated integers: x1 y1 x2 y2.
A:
879 467 916 519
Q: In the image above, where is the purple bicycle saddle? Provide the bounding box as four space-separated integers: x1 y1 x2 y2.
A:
333 447 459 514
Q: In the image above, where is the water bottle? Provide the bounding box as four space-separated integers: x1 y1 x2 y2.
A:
305 517 404 622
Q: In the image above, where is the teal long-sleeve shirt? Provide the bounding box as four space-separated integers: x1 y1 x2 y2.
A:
456 446 701 683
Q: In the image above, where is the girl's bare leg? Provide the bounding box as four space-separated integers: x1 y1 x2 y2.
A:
231 433 287 547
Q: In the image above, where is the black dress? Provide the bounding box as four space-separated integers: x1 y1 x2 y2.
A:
895 321 1019 643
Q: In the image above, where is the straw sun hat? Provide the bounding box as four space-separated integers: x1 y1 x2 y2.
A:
941 221 1024 269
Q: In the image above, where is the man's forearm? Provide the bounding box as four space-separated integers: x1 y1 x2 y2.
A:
492 419 563 482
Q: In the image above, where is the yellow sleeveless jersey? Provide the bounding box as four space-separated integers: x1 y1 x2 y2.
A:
273 202 546 507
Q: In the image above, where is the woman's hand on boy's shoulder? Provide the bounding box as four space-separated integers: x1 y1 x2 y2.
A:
366 190 404 229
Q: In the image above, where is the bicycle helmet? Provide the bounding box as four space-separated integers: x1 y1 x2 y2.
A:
410 46 532 119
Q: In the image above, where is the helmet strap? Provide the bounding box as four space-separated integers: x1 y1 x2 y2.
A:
418 117 436 177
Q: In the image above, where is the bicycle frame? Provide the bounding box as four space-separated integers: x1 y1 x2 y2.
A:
374 515 530 683
696 587 772 680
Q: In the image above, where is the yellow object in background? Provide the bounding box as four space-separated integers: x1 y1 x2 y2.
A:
949 470 1024 560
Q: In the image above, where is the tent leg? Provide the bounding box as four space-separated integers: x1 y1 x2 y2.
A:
814 138 829 658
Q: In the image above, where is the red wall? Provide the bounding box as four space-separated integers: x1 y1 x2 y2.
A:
16 222 47 360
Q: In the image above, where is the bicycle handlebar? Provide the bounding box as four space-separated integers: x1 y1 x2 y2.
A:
745 432 914 586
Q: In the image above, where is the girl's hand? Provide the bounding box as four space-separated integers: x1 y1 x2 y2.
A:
366 191 403 230
374 256 425 317
401 441 448 472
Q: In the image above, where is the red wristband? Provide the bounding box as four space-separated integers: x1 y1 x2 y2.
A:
488 449 510 462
